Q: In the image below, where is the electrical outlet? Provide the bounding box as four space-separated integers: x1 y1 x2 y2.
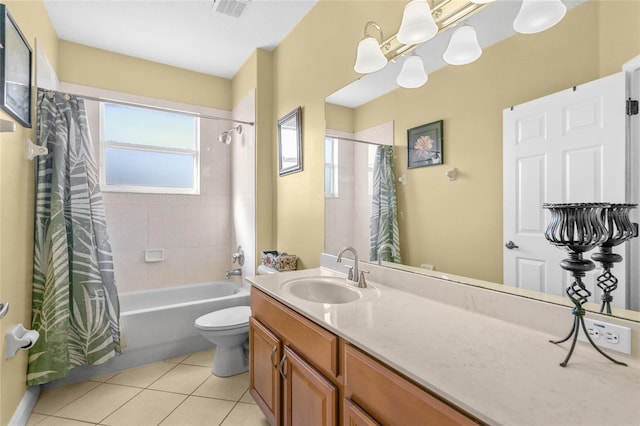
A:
578 318 631 355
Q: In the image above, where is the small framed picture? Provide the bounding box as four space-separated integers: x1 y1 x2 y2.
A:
0 4 32 128
407 120 443 169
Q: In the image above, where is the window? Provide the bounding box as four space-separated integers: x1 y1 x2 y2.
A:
100 103 200 194
324 137 338 197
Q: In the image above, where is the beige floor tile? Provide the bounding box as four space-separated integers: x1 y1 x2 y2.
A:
193 372 249 402
181 348 215 367
89 372 118 383
26 413 48 425
240 389 256 404
54 383 141 423
106 361 176 388
35 416 96 426
165 354 188 364
159 395 235 426
101 389 187 426
220 403 270 426
148 364 211 394
33 381 101 415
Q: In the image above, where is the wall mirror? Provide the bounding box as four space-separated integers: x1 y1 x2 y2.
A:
324 0 640 322
0 4 32 128
278 106 302 176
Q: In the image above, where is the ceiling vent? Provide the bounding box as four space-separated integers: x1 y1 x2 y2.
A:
213 0 251 18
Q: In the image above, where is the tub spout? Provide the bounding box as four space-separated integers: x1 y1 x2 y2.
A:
225 268 242 279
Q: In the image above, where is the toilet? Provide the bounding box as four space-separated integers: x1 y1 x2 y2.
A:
194 265 277 377
195 305 251 377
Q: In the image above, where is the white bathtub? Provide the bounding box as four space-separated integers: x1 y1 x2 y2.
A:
44 280 250 389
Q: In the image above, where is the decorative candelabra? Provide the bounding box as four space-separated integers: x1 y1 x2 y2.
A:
591 204 638 315
543 203 626 367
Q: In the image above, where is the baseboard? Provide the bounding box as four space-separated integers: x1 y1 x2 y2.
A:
9 386 40 426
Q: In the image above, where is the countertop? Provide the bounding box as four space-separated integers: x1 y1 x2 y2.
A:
246 267 640 426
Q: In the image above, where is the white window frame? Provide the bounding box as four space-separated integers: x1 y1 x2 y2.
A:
99 102 201 195
324 137 339 198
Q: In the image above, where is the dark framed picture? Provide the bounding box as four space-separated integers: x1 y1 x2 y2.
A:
278 106 302 176
0 5 32 128
407 120 443 169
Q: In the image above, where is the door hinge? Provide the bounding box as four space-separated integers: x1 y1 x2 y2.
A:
627 98 639 116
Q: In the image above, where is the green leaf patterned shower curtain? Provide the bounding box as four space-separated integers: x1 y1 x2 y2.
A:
370 145 401 263
27 89 121 385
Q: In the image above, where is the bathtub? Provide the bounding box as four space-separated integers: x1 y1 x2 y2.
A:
44 280 250 389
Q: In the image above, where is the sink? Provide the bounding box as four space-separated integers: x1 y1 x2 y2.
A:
281 277 362 304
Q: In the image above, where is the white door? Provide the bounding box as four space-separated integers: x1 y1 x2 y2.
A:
503 72 627 307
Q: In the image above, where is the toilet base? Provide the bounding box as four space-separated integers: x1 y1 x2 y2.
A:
212 338 249 377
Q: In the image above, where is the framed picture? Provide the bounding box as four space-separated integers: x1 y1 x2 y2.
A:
407 120 443 169
0 5 32 128
278 106 302 176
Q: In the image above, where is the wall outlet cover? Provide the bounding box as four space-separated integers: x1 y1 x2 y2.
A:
578 318 631 355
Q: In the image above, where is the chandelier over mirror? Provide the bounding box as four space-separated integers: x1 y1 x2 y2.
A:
354 0 567 88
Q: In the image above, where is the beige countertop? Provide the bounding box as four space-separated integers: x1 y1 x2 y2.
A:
247 267 640 426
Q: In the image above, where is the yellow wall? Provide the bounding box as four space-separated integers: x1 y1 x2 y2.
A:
273 0 639 276
273 0 405 268
59 41 232 110
325 103 354 134
0 1 58 423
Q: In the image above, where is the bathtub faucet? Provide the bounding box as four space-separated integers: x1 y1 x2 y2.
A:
225 268 242 279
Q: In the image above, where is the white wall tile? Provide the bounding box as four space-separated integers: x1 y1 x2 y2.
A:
184 247 219 283
148 204 185 248
105 204 148 250
147 248 185 289
112 249 148 293
184 205 218 248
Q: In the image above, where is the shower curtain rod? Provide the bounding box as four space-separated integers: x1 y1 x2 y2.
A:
61 92 255 126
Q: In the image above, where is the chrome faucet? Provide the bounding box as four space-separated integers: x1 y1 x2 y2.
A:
336 246 367 288
377 243 397 266
225 268 242 279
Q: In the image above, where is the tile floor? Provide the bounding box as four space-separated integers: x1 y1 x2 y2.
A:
26 349 269 426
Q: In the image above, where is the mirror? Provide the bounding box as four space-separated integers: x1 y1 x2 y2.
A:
324 0 640 320
278 106 302 176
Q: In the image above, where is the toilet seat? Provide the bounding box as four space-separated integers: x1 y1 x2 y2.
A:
195 306 251 331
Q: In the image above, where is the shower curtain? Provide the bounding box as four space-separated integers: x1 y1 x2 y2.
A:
27 89 121 386
369 145 401 263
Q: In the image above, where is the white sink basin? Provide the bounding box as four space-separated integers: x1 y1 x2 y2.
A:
281 277 362 304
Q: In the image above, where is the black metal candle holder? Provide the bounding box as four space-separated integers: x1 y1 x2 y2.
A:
543 203 626 367
591 204 637 315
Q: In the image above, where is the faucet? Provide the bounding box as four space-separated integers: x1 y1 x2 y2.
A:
232 245 245 266
377 243 397 266
336 246 367 288
225 268 242 279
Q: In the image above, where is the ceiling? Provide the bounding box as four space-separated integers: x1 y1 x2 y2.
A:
43 0 318 79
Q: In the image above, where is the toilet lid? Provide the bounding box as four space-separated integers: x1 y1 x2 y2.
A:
195 306 251 330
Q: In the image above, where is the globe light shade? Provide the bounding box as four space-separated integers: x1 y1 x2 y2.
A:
396 55 428 89
443 26 482 66
513 0 567 34
397 0 439 45
354 37 388 74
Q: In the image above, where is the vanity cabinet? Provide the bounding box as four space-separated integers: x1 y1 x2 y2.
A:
250 287 479 426
343 344 477 426
250 288 339 426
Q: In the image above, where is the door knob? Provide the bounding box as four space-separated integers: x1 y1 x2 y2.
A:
505 241 519 250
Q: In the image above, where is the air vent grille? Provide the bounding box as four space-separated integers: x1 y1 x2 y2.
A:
213 0 251 18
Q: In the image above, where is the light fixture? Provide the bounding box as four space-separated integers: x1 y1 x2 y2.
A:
513 0 567 34
397 54 428 88
443 25 482 65
354 21 387 74
397 0 438 45
354 0 566 89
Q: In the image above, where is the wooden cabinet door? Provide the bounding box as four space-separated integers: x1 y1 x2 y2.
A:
249 317 281 426
282 346 337 426
344 398 381 426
